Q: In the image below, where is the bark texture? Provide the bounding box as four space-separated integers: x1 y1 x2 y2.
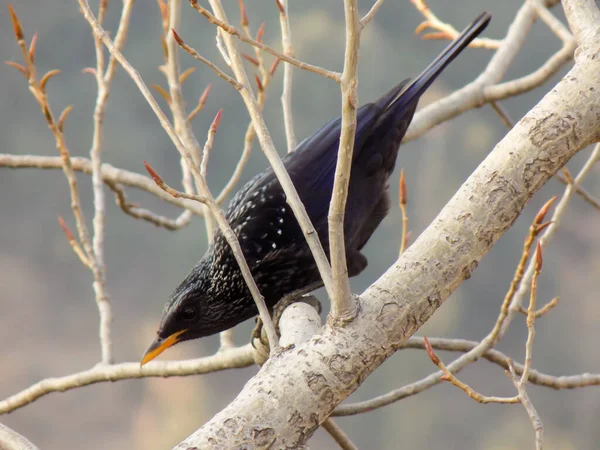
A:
176 2 600 447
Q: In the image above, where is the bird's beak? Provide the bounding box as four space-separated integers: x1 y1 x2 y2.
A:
140 329 187 366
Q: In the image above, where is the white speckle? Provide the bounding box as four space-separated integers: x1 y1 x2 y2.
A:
271 242 277 249
279 207 285 214
277 229 282 235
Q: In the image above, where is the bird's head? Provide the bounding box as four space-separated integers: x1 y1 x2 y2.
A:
140 261 215 365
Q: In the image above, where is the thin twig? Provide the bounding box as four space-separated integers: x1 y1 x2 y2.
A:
521 242 543 383
78 0 280 352
203 0 335 302
0 346 254 414
334 336 600 416
489 101 515 129
517 296 559 318
190 0 341 83
328 0 361 320
508 360 544 450
105 180 188 230
57 216 91 268
503 143 600 335
0 154 205 216
215 60 280 205
8 4 113 363
332 199 558 416
276 0 297 152
165 0 217 240
490 197 556 345
554 173 600 211
399 169 409 255
322 418 360 450
360 0 386 28
411 0 501 49
403 0 573 143
424 338 520 404
89 0 135 365
171 29 242 90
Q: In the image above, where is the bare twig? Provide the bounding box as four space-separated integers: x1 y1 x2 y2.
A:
78 0 280 352
171 29 242 90
0 346 254 414
332 198 558 416
202 0 335 303
276 0 297 152
517 296 559 318
328 0 361 320
360 0 386 28
399 169 409 255
57 216 91 268
508 360 544 450
8 3 114 363
322 418 360 450
164 0 197 235
88 0 135 365
334 336 600 416
165 1 217 239
554 173 600 210
489 101 515 129
490 197 556 345
215 60 280 205
105 180 188 230
411 0 501 49
0 154 205 216
521 242 543 383
190 1 341 83
424 337 520 404
503 143 600 335
403 0 573 143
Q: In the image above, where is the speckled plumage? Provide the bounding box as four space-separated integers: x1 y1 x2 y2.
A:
147 13 490 352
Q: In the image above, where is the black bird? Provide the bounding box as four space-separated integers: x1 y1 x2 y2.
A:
141 12 491 364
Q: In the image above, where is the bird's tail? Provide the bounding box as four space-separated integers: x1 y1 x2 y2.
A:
385 12 491 114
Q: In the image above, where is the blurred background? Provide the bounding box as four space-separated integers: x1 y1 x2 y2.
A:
1 0 599 448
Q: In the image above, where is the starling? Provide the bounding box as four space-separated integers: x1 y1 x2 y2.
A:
141 12 491 364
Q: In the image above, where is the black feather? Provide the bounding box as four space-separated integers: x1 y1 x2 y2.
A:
145 13 491 354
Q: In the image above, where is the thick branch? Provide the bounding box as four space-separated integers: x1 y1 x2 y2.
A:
175 9 600 445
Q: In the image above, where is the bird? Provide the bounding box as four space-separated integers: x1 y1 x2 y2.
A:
141 12 491 365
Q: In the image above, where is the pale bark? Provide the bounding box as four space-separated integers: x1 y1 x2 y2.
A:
176 0 600 446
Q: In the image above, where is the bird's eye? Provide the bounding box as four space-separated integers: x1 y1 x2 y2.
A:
180 306 197 322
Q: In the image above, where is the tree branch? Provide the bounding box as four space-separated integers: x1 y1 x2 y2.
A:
0 423 39 450
328 0 361 320
190 1 341 83
202 0 335 302
0 346 254 414
175 0 600 442
0 154 205 216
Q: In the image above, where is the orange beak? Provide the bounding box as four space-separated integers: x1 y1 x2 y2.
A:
140 329 187 366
